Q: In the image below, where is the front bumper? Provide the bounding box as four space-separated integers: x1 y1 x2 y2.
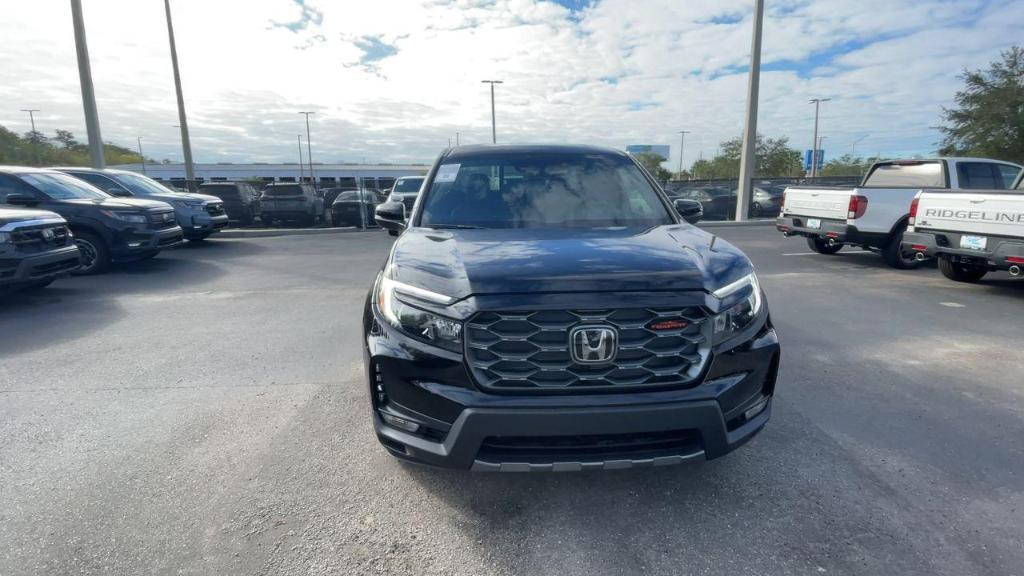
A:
776 216 853 241
110 226 184 260
183 213 229 238
366 315 780 471
0 245 81 286
903 230 1024 271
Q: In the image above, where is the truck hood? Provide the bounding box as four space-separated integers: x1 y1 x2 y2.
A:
0 207 64 226
147 191 221 204
388 225 753 299
63 197 172 211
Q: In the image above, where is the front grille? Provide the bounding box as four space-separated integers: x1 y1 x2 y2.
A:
29 256 80 278
148 211 178 229
10 225 70 254
205 203 226 216
466 307 710 392
478 429 702 462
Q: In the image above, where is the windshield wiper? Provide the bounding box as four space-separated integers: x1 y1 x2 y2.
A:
427 224 484 230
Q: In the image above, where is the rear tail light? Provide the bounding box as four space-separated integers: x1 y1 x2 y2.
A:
908 196 920 226
1007 256 1024 264
848 195 868 219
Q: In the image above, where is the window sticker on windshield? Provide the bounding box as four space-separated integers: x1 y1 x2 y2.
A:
434 163 461 183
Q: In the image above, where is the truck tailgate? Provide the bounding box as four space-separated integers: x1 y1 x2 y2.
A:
782 188 852 220
915 191 1024 238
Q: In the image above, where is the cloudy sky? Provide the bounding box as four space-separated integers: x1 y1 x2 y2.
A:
1 0 1022 168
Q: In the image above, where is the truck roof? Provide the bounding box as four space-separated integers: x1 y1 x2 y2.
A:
880 157 1023 167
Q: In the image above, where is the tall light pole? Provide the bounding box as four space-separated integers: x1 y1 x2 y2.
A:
850 134 868 158
20 109 41 165
164 0 194 187
456 131 460 146
817 136 827 171
137 137 146 174
735 0 764 221
297 134 304 181
808 98 830 177
481 80 503 144
70 0 104 169
298 111 315 189
677 130 690 180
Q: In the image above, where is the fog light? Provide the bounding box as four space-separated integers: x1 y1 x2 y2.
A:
381 412 420 433
128 242 143 248
744 398 769 421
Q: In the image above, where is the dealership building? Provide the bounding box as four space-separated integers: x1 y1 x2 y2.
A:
109 162 430 190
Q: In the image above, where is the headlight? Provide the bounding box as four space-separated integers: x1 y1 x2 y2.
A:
375 275 462 352
100 210 148 224
173 200 205 211
711 272 763 344
388 194 400 203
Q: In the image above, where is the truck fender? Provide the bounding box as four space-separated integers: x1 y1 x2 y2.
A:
887 215 911 240
67 221 113 246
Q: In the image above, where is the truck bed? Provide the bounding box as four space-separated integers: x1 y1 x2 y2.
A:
913 189 1024 238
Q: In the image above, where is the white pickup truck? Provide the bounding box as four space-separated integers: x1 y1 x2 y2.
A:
776 158 1022 268
902 172 1024 283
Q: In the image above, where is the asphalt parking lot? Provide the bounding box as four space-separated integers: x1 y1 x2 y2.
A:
1 226 1022 576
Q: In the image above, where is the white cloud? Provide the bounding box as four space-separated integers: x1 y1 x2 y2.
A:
0 0 1021 168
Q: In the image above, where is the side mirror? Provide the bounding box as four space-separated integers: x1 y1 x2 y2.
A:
374 201 406 233
673 198 703 225
6 193 40 207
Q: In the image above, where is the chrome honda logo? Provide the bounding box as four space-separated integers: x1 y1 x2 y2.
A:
570 326 618 364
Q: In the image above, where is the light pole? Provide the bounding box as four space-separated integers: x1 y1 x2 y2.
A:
297 135 304 181
164 0 194 187
677 130 690 180
735 0 764 221
481 80 503 144
817 136 827 172
850 134 868 158
20 109 41 164
456 131 460 146
137 137 146 174
70 0 104 169
298 111 315 189
808 98 831 177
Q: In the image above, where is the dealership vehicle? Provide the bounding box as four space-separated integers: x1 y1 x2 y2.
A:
0 167 183 275
749 185 784 217
331 189 379 228
383 176 425 235
776 158 1022 268
365 145 778 471
0 206 81 293
670 185 735 221
259 182 324 226
902 172 1024 282
197 181 261 225
57 168 228 241
320 186 357 209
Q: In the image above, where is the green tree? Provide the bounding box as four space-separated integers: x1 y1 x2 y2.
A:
54 129 79 149
0 125 145 167
633 151 674 181
691 134 802 179
939 46 1024 164
820 154 875 177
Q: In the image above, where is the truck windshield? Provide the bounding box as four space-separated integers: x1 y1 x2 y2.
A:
265 185 303 196
112 172 175 196
863 162 944 187
22 173 110 200
419 152 672 229
200 185 241 199
393 178 423 193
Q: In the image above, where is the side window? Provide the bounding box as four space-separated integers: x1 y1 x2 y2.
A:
956 162 999 189
73 172 125 195
996 165 1020 189
0 174 33 203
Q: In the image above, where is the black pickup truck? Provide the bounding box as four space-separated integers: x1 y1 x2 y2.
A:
0 206 81 293
0 167 183 275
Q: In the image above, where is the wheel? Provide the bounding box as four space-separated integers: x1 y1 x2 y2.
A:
939 257 987 283
751 202 763 217
72 231 110 275
881 223 919 269
806 236 842 255
17 279 55 292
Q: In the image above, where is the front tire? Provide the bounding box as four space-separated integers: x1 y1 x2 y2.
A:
806 236 842 255
938 257 987 283
72 231 110 275
882 223 919 269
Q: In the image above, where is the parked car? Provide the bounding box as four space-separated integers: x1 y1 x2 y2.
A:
319 186 358 210
387 176 424 213
750 186 784 217
672 185 736 220
331 189 380 228
56 168 229 241
0 167 183 274
902 171 1024 283
259 182 324 226
0 206 81 293
777 158 1022 268
197 181 261 226
366 144 777 470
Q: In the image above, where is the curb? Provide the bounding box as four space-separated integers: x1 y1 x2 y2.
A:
698 219 776 228
218 227 375 238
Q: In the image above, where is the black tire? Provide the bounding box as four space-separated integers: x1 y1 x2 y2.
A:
806 236 843 255
17 278 55 292
751 203 763 217
72 231 110 275
882 223 919 269
939 257 987 283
